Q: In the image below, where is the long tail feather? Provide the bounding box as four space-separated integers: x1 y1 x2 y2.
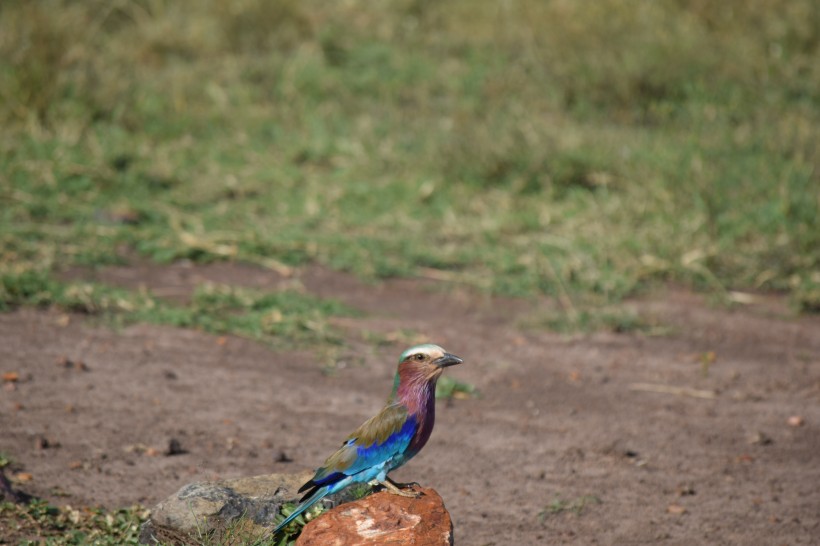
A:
271 486 329 536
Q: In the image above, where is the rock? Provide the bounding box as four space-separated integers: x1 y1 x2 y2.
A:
140 474 453 545
140 471 315 545
297 485 453 546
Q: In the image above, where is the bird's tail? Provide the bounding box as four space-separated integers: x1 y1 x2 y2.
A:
271 486 329 536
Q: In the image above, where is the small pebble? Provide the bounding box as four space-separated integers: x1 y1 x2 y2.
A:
787 415 804 427
166 438 186 456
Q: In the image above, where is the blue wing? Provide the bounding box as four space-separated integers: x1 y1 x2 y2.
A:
299 404 417 496
273 404 417 535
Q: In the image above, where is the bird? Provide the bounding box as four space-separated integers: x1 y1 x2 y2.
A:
271 343 463 535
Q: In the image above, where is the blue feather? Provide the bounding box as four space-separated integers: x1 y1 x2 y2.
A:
272 414 418 535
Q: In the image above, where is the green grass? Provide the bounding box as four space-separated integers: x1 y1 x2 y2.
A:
1 0 817 317
0 495 300 546
0 498 282 546
539 494 603 520
0 500 148 546
267 500 327 545
0 270 354 346
435 374 479 400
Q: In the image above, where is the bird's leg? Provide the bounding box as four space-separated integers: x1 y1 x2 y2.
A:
379 477 420 498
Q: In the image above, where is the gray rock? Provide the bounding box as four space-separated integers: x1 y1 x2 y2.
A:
140 471 346 545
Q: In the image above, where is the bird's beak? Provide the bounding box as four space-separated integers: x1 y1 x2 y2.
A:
434 353 463 368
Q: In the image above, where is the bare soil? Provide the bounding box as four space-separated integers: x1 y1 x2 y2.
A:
2 262 819 544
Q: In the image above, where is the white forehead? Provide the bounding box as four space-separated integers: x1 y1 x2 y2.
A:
400 343 444 361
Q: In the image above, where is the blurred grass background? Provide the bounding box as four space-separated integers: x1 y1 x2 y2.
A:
1 0 819 319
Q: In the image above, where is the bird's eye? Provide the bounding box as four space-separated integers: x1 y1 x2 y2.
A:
415 354 425 361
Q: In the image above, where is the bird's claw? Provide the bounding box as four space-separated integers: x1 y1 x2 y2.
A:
380 479 422 498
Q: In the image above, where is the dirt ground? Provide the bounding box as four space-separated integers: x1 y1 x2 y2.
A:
2 262 819 545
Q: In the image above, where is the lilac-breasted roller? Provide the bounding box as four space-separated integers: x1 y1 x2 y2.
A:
272 343 463 535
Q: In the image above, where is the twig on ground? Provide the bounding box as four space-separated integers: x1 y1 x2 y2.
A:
629 383 717 399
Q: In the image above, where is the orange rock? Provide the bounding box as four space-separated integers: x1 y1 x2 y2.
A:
297 486 453 545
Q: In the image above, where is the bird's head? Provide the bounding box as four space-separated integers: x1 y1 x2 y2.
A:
391 344 462 398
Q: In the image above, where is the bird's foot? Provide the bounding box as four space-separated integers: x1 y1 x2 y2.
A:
380 478 421 498
387 477 421 488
